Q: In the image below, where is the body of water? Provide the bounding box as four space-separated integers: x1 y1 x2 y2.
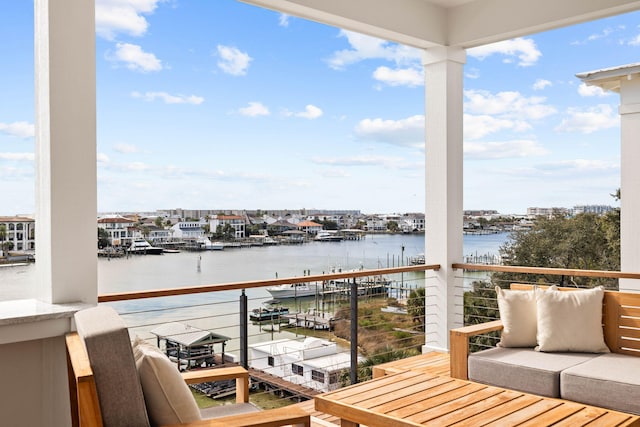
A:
0 233 510 301
0 232 511 355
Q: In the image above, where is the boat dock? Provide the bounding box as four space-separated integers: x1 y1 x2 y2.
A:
281 312 333 330
249 368 320 400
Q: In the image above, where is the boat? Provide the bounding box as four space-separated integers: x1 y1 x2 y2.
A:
410 254 425 265
266 282 319 299
314 231 343 242
249 306 290 321
197 237 224 250
128 238 164 255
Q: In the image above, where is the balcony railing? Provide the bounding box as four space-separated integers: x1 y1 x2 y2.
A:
97 261 640 412
98 264 439 407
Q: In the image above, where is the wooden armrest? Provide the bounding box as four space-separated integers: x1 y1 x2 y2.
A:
163 405 310 427
66 332 104 427
450 320 503 380
181 366 249 404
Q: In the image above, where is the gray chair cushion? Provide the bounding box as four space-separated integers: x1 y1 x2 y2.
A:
75 306 150 427
561 353 640 415
468 347 598 397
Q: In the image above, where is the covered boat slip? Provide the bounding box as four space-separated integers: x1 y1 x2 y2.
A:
150 322 231 370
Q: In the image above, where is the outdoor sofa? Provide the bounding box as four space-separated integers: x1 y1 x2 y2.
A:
450 284 640 415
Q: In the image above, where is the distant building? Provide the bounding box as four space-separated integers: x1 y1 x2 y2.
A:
170 221 207 240
572 205 614 216
0 216 35 252
526 207 569 218
297 220 324 235
209 215 246 239
97 216 136 247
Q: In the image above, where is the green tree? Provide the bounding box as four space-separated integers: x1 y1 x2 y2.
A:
154 217 163 228
2 241 14 252
406 287 425 324
387 221 399 233
0 224 6 256
494 211 620 289
97 227 110 248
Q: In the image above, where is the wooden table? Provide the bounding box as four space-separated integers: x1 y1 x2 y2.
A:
315 370 640 427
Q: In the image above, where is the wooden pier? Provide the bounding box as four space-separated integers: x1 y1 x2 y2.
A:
249 368 320 400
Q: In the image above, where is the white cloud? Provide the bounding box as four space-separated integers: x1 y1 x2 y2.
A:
536 159 618 174
238 102 270 117
533 79 552 90
131 91 204 104
0 152 34 161
217 45 252 76
114 143 139 154
284 105 323 119
464 114 531 140
468 37 541 67
578 83 611 97
109 43 162 72
327 30 421 71
97 153 110 163
355 115 424 148
0 121 34 139
95 0 162 40
464 140 549 159
312 155 402 167
555 104 619 134
373 66 423 87
464 89 556 120
279 14 290 27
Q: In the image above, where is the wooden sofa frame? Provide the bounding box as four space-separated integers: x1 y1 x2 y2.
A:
450 283 640 380
66 332 310 427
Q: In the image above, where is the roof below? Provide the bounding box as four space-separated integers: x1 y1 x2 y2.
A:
150 322 229 347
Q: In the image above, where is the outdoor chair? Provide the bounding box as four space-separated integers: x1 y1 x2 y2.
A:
66 305 310 427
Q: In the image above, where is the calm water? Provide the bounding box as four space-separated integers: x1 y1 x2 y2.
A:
0 233 510 351
0 233 509 300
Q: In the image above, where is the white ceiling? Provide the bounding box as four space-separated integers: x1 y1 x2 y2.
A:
240 0 640 49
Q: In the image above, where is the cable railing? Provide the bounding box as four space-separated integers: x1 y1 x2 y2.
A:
99 264 438 408
454 263 640 353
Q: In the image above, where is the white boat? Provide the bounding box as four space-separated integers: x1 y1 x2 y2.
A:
266 282 319 299
128 239 164 255
314 231 343 242
197 237 224 250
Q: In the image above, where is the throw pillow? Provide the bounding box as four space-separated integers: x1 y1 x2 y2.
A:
495 286 538 347
535 286 610 353
132 337 202 425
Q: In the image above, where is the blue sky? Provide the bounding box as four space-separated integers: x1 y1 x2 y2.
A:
0 1 637 215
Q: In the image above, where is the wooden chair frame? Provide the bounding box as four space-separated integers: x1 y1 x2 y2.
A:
66 332 310 427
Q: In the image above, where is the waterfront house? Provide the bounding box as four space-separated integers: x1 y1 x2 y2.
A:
0 216 35 254
170 220 208 240
8 1 640 425
97 215 136 247
297 220 324 236
209 214 247 239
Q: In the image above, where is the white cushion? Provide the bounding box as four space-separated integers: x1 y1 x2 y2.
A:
132 337 202 425
496 286 538 347
535 287 610 353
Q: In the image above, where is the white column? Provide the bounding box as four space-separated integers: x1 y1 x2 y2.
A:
35 0 97 303
619 78 640 292
422 46 466 352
